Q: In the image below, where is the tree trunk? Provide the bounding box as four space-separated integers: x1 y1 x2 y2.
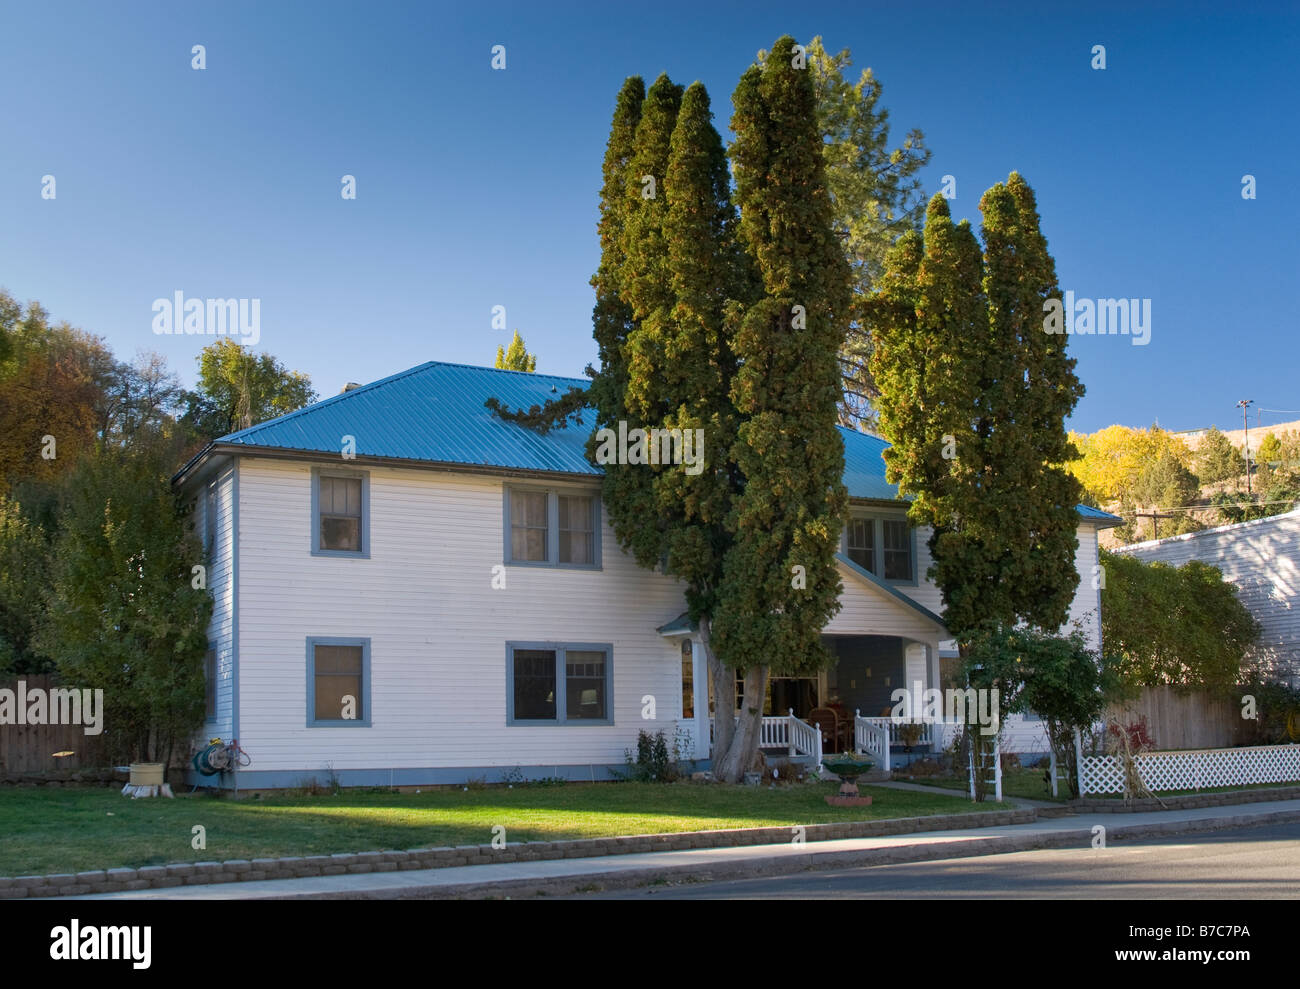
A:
713 665 769 783
703 618 735 761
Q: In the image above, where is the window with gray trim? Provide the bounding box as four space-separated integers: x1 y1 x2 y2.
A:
507 643 611 724
847 517 874 572
844 514 914 582
882 519 911 580
558 494 596 565
312 468 369 557
504 487 600 568
319 475 362 551
510 490 548 561
307 638 371 726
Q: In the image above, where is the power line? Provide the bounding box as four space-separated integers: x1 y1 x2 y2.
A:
1108 499 1299 518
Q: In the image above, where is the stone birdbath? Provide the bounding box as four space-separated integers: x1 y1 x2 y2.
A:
822 757 875 807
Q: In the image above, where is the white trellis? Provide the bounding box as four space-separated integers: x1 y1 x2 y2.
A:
1076 740 1300 796
969 733 1002 802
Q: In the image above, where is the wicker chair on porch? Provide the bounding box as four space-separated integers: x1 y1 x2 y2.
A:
808 707 850 754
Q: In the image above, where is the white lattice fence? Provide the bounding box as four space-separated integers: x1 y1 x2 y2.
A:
1078 744 1300 795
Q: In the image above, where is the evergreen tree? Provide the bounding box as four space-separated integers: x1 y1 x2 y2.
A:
868 177 1084 799
1133 447 1199 509
756 39 931 431
1197 426 1242 485
868 180 1086 638
708 38 853 781
974 174 1086 634
494 331 537 372
587 76 645 434
598 74 683 570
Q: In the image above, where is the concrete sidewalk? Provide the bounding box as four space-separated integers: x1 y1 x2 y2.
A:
45 797 1300 901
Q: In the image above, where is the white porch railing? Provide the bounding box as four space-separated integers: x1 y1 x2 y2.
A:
856 716 939 749
708 710 822 765
854 711 890 772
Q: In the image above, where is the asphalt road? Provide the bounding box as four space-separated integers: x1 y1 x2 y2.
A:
575 821 1300 899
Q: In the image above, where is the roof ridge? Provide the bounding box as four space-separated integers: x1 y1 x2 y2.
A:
428 359 591 387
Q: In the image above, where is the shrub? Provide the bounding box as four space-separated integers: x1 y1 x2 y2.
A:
766 759 805 785
1237 680 1300 745
617 729 684 783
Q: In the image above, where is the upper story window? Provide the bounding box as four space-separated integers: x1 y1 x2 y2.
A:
312 468 369 557
504 486 601 569
843 513 915 583
882 519 911 580
846 518 874 571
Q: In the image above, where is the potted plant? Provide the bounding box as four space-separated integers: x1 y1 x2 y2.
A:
899 721 924 752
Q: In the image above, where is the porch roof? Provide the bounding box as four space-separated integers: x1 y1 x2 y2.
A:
655 555 948 640
833 553 948 635
655 612 695 636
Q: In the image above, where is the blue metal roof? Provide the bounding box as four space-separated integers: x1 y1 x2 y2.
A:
217 361 600 476
212 360 1120 524
837 426 901 501
1074 503 1124 524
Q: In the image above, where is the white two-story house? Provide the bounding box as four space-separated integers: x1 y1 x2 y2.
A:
176 360 1120 788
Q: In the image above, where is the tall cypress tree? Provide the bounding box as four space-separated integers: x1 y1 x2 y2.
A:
868 176 1085 640
709 37 852 781
588 76 644 427
598 74 682 568
868 179 1083 800
973 174 1085 635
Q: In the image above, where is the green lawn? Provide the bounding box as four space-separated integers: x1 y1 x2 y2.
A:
0 780 1002 877
894 766 1071 802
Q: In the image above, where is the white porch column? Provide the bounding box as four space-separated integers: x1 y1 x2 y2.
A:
690 634 709 761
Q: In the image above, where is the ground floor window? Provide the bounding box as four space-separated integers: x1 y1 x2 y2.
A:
307 637 371 726
681 640 694 719
507 642 613 725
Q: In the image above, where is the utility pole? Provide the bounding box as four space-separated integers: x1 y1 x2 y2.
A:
1238 399 1254 495
1134 510 1177 540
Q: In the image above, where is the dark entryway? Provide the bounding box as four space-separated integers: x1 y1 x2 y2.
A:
823 635 906 718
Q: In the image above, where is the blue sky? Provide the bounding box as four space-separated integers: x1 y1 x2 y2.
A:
1 0 1296 434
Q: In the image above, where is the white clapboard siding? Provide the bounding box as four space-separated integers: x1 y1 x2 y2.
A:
235 458 689 773
218 454 1112 779
825 560 942 642
1115 510 1300 684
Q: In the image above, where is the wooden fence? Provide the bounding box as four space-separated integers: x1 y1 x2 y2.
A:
0 675 112 773
1106 685 1243 750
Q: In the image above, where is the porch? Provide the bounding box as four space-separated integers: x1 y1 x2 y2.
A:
704 710 945 777
663 552 950 769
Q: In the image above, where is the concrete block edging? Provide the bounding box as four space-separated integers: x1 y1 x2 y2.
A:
3 807 1034 899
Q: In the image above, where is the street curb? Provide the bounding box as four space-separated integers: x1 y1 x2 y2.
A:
284 807 1300 900
2 806 1032 899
